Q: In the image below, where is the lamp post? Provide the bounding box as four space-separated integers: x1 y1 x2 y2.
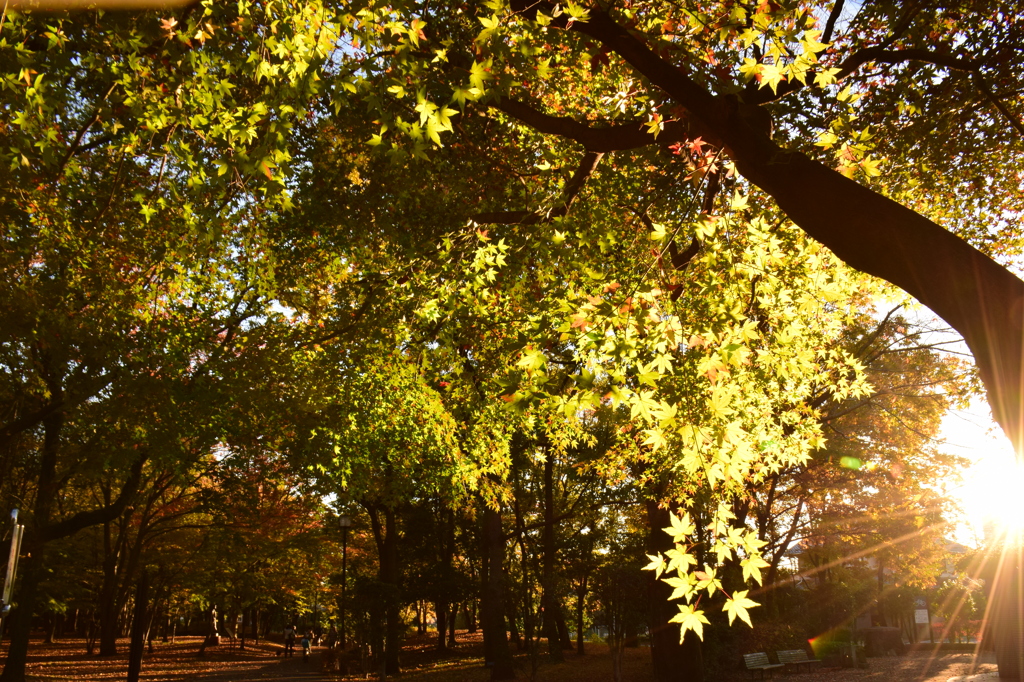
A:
338 514 352 650
1 510 24 650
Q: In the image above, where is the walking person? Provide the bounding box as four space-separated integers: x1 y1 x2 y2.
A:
283 624 296 657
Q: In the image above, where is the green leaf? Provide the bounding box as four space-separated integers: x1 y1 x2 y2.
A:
643 553 667 579
662 511 695 543
669 604 710 641
741 555 771 585
759 63 786 94
643 427 666 451
723 590 760 627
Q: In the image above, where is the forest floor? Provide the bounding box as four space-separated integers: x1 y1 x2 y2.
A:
0 631 1000 681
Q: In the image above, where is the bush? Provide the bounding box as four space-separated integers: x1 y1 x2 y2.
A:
742 621 810 656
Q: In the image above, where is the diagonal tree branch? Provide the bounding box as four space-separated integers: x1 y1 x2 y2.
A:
40 454 147 542
562 149 604 209
821 0 846 44
973 73 1024 137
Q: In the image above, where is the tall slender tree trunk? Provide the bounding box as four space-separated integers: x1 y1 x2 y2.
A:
507 605 521 651
126 571 149 682
380 507 401 676
575 576 587 655
436 507 454 652
435 601 448 651
541 449 563 661
447 603 458 646
145 596 159 655
555 608 572 650
366 501 401 675
513 493 533 654
98 514 121 656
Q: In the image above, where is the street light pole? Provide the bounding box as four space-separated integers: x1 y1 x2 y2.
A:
1 509 25 651
338 514 352 650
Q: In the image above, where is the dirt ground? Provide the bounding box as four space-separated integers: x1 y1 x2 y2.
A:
0 632 1000 681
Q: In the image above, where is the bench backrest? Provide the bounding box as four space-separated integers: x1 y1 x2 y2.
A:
744 652 773 668
777 649 811 664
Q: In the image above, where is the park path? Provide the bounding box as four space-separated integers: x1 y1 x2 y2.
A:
176 647 329 681
0 635 1002 682
0 637 336 681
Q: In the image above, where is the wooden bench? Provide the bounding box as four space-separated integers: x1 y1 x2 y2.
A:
743 652 784 679
777 649 822 671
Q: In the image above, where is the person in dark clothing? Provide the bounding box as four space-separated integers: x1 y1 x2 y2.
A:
283 624 296 657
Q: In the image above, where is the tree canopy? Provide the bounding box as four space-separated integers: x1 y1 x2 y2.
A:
1 0 1020 679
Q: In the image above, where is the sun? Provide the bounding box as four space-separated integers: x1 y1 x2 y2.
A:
941 403 1024 545
957 446 1024 544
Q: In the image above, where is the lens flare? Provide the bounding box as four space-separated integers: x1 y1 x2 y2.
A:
959 451 1024 544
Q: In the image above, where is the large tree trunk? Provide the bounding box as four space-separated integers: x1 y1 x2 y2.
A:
98 512 124 656
126 571 149 682
0 545 44 682
1 410 62 682
741 149 1024 453
380 506 402 676
435 600 448 652
480 504 515 680
366 500 402 676
991 544 1024 680
646 500 703 682
555 608 572 650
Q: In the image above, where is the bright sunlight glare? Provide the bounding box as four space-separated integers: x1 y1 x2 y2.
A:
942 401 1024 545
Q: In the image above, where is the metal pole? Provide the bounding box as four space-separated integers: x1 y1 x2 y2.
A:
1 509 25 651
340 525 348 650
